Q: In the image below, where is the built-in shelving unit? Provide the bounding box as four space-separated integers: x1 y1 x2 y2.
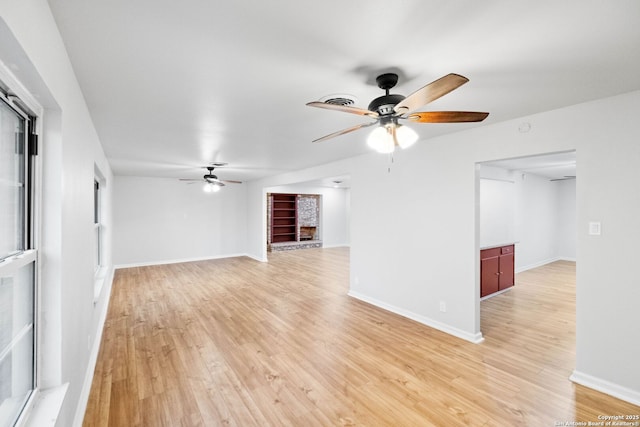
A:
270 193 297 243
267 193 322 252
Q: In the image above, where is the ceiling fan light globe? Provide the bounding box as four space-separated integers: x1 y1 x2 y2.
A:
203 182 221 193
396 125 418 149
367 126 395 154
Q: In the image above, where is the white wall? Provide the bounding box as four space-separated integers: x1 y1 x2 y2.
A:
113 176 247 266
246 90 640 404
323 188 350 247
479 173 516 248
479 164 577 271
572 92 640 401
0 2 115 426
556 179 576 260
479 164 578 272
514 171 561 270
265 184 350 248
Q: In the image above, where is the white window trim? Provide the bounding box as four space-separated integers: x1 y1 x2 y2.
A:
93 170 106 303
0 58 69 427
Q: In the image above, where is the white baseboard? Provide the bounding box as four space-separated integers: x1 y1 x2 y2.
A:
347 290 484 344
570 370 640 406
480 286 513 301
322 243 350 249
244 253 268 263
516 256 576 273
114 252 250 269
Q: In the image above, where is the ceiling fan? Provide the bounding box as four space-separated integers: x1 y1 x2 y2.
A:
179 163 242 193
306 72 489 153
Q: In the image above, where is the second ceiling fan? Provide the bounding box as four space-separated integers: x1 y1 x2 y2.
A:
179 163 242 193
306 72 489 153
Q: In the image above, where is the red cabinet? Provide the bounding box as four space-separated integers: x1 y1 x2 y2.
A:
480 245 514 298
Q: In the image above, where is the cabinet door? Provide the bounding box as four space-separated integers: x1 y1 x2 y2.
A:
481 256 500 297
499 252 514 290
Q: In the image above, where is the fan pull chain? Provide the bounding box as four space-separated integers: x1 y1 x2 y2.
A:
388 152 394 173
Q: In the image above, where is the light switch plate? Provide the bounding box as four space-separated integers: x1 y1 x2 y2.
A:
589 221 601 235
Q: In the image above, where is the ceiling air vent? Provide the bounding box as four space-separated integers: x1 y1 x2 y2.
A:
319 93 357 106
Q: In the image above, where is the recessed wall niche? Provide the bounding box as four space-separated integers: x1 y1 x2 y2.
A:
267 193 322 251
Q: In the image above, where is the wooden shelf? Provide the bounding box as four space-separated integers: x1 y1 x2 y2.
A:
270 194 297 243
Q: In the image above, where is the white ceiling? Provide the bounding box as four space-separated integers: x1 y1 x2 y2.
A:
46 1 640 183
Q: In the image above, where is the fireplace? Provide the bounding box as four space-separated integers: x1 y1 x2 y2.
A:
299 226 317 241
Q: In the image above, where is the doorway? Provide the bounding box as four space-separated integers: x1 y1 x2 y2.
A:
264 176 351 259
477 151 576 335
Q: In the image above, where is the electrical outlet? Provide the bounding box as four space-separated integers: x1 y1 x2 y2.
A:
589 221 601 235
439 301 446 312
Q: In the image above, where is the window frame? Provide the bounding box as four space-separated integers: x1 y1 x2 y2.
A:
0 88 39 427
93 167 107 303
93 179 101 272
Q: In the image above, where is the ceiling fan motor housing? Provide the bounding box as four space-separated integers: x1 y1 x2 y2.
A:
369 72 405 115
204 166 218 181
368 94 405 115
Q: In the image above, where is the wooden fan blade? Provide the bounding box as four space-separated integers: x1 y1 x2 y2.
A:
394 73 469 115
406 111 489 123
222 180 243 184
312 122 376 143
179 178 202 182
306 101 379 118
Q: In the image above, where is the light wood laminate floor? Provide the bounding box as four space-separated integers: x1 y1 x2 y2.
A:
83 248 639 426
